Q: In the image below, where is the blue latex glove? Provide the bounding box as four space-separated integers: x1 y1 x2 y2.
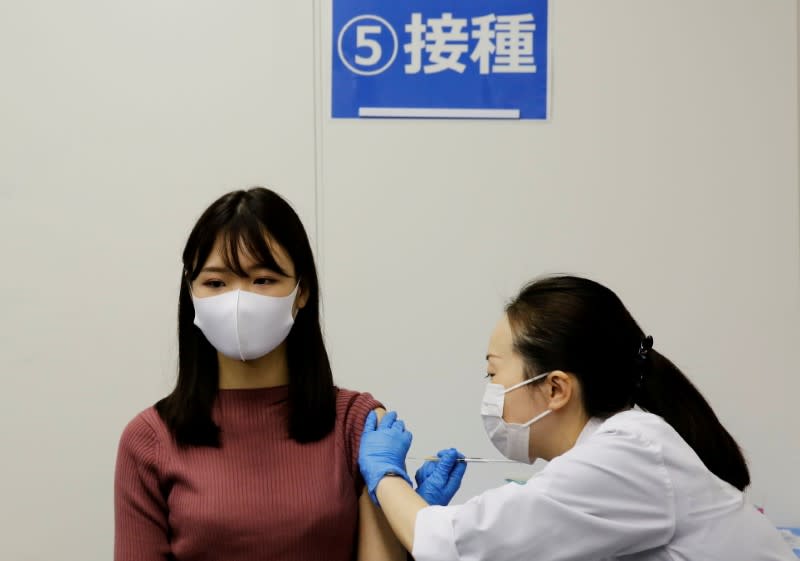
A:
415 448 467 506
358 411 413 505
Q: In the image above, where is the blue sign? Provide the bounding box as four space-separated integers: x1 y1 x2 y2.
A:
332 0 549 119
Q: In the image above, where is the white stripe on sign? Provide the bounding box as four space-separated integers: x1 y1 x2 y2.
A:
358 107 520 119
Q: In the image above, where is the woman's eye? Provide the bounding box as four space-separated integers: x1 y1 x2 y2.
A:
485 373 495 379
253 278 276 286
203 280 225 288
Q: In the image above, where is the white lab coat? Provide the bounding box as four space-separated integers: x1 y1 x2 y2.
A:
412 410 794 561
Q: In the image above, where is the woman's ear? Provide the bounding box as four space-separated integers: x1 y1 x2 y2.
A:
294 280 310 312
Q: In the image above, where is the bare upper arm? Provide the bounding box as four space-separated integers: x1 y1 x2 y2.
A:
358 484 408 561
356 407 407 560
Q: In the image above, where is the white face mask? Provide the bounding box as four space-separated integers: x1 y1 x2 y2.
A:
192 284 299 361
481 373 552 464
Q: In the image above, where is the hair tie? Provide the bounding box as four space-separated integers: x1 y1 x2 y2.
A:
633 335 654 397
637 335 654 361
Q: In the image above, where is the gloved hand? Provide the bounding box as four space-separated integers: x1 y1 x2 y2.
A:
415 448 467 506
358 411 413 505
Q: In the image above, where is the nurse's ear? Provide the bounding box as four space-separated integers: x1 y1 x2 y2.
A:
542 371 577 412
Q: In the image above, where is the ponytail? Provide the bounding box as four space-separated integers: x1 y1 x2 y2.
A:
636 349 750 490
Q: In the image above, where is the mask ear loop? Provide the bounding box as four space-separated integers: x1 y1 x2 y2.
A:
183 268 196 297
503 371 550 394
290 277 302 316
522 409 553 428
505 372 554 427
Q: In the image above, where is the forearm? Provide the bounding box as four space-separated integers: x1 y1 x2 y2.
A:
375 476 429 552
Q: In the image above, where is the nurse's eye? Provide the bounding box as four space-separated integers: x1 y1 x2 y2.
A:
203 280 225 289
485 373 495 379
253 277 277 286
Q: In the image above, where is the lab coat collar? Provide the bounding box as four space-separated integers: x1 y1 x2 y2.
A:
575 416 604 446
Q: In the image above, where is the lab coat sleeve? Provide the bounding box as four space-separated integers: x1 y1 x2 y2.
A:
412 428 677 561
413 505 462 560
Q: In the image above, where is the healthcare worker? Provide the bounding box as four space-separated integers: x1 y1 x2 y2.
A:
359 276 795 560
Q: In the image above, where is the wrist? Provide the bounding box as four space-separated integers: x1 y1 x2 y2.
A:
376 471 414 504
383 470 413 486
369 471 413 507
367 468 411 505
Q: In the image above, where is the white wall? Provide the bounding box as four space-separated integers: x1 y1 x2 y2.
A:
0 1 797 560
0 2 318 559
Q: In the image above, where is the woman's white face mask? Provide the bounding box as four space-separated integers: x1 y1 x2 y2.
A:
480 373 552 463
192 284 299 361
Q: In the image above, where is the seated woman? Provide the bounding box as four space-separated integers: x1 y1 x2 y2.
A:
115 187 404 561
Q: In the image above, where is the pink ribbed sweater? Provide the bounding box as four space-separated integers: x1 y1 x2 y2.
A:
114 386 381 561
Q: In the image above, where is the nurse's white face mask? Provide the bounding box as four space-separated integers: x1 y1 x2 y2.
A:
192 284 299 361
481 373 552 463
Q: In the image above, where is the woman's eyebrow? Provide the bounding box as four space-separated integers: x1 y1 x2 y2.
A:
248 264 287 275
199 264 288 276
199 266 230 274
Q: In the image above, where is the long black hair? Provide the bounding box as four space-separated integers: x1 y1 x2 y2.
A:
506 275 750 491
155 187 336 447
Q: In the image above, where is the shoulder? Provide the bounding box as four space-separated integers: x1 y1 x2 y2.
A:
573 410 675 463
530 411 676 516
595 409 715 485
117 407 169 462
335 387 384 420
538 410 676 505
600 409 676 434
593 409 686 453
334 388 385 479
335 387 384 437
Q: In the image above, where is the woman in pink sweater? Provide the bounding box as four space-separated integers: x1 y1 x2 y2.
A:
114 187 405 561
